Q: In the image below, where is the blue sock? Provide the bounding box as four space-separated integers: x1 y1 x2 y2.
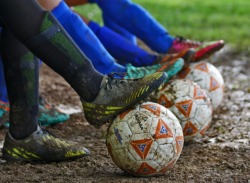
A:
89 21 157 67
102 14 137 45
0 28 8 102
51 1 126 74
91 0 174 53
0 57 8 102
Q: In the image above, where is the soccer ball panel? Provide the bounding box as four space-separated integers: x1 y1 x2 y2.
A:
107 121 132 149
140 102 168 116
127 111 153 134
129 134 156 160
135 161 159 176
108 147 139 173
150 118 175 145
182 120 200 140
194 104 212 127
154 144 174 166
106 133 127 150
207 87 224 109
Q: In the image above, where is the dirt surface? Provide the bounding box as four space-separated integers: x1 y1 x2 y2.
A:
0 50 249 183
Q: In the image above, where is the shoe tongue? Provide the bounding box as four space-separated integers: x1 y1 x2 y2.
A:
34 125 43 135
99 75 109 89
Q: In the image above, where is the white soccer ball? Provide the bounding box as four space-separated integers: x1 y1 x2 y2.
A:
152 79 213 141
106 102 184 177
178 61 224 109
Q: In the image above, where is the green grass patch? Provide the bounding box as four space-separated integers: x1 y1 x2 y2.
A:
75 0 250 52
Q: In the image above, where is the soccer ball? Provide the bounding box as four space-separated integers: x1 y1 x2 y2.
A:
178 61 224 109
152 79 213 141
106 102 184 177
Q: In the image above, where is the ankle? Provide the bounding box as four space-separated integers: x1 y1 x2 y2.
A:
9 125 37 140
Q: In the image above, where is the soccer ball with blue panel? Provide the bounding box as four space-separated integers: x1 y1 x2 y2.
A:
152 79 213 141
106 102 184 177
178 61 224 109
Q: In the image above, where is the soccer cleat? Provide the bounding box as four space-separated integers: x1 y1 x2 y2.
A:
193 40 225 61
2 126 90 162
81 72 167 127
168 37 225 61
126 58 184 81
0 97 70 127
154 48 196 65
38 96 70 126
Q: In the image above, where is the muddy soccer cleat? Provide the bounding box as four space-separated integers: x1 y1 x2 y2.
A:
38 96 70 126
154 48 196 65
81 72 167 127
126 58 184 81
0 98 70 127
168 37 225 62
2 126 90 162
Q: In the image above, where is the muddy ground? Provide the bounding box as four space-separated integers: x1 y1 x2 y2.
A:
0 49 249 183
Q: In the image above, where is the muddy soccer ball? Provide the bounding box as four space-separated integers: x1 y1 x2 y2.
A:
106 102 184 177
152 79 213 141
178 61 224 110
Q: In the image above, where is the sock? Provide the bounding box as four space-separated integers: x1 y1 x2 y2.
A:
0 28 8 102
92 0 174 53
102 14 137 45
51 1 125 74
88 21 157 67
0 0 103 102
1 29 38 139
0 57 8 102
112 63 127 72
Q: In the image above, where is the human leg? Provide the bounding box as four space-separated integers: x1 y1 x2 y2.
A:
88 20 157 67
0 58 9 127
1 29 39 139
102 13 137 45
0 0 167 127
0 58 8 102
91 0 224 61
0 56 69 127
0 28 89 162
0 0 103 102
91 0 174 53
43 0 186 75
50 0 126 74
88 20 197 67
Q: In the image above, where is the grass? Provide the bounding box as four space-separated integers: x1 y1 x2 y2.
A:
75 0 250 53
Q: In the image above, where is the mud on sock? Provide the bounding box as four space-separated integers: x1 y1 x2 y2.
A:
1 29 38 140
0 0 103 102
